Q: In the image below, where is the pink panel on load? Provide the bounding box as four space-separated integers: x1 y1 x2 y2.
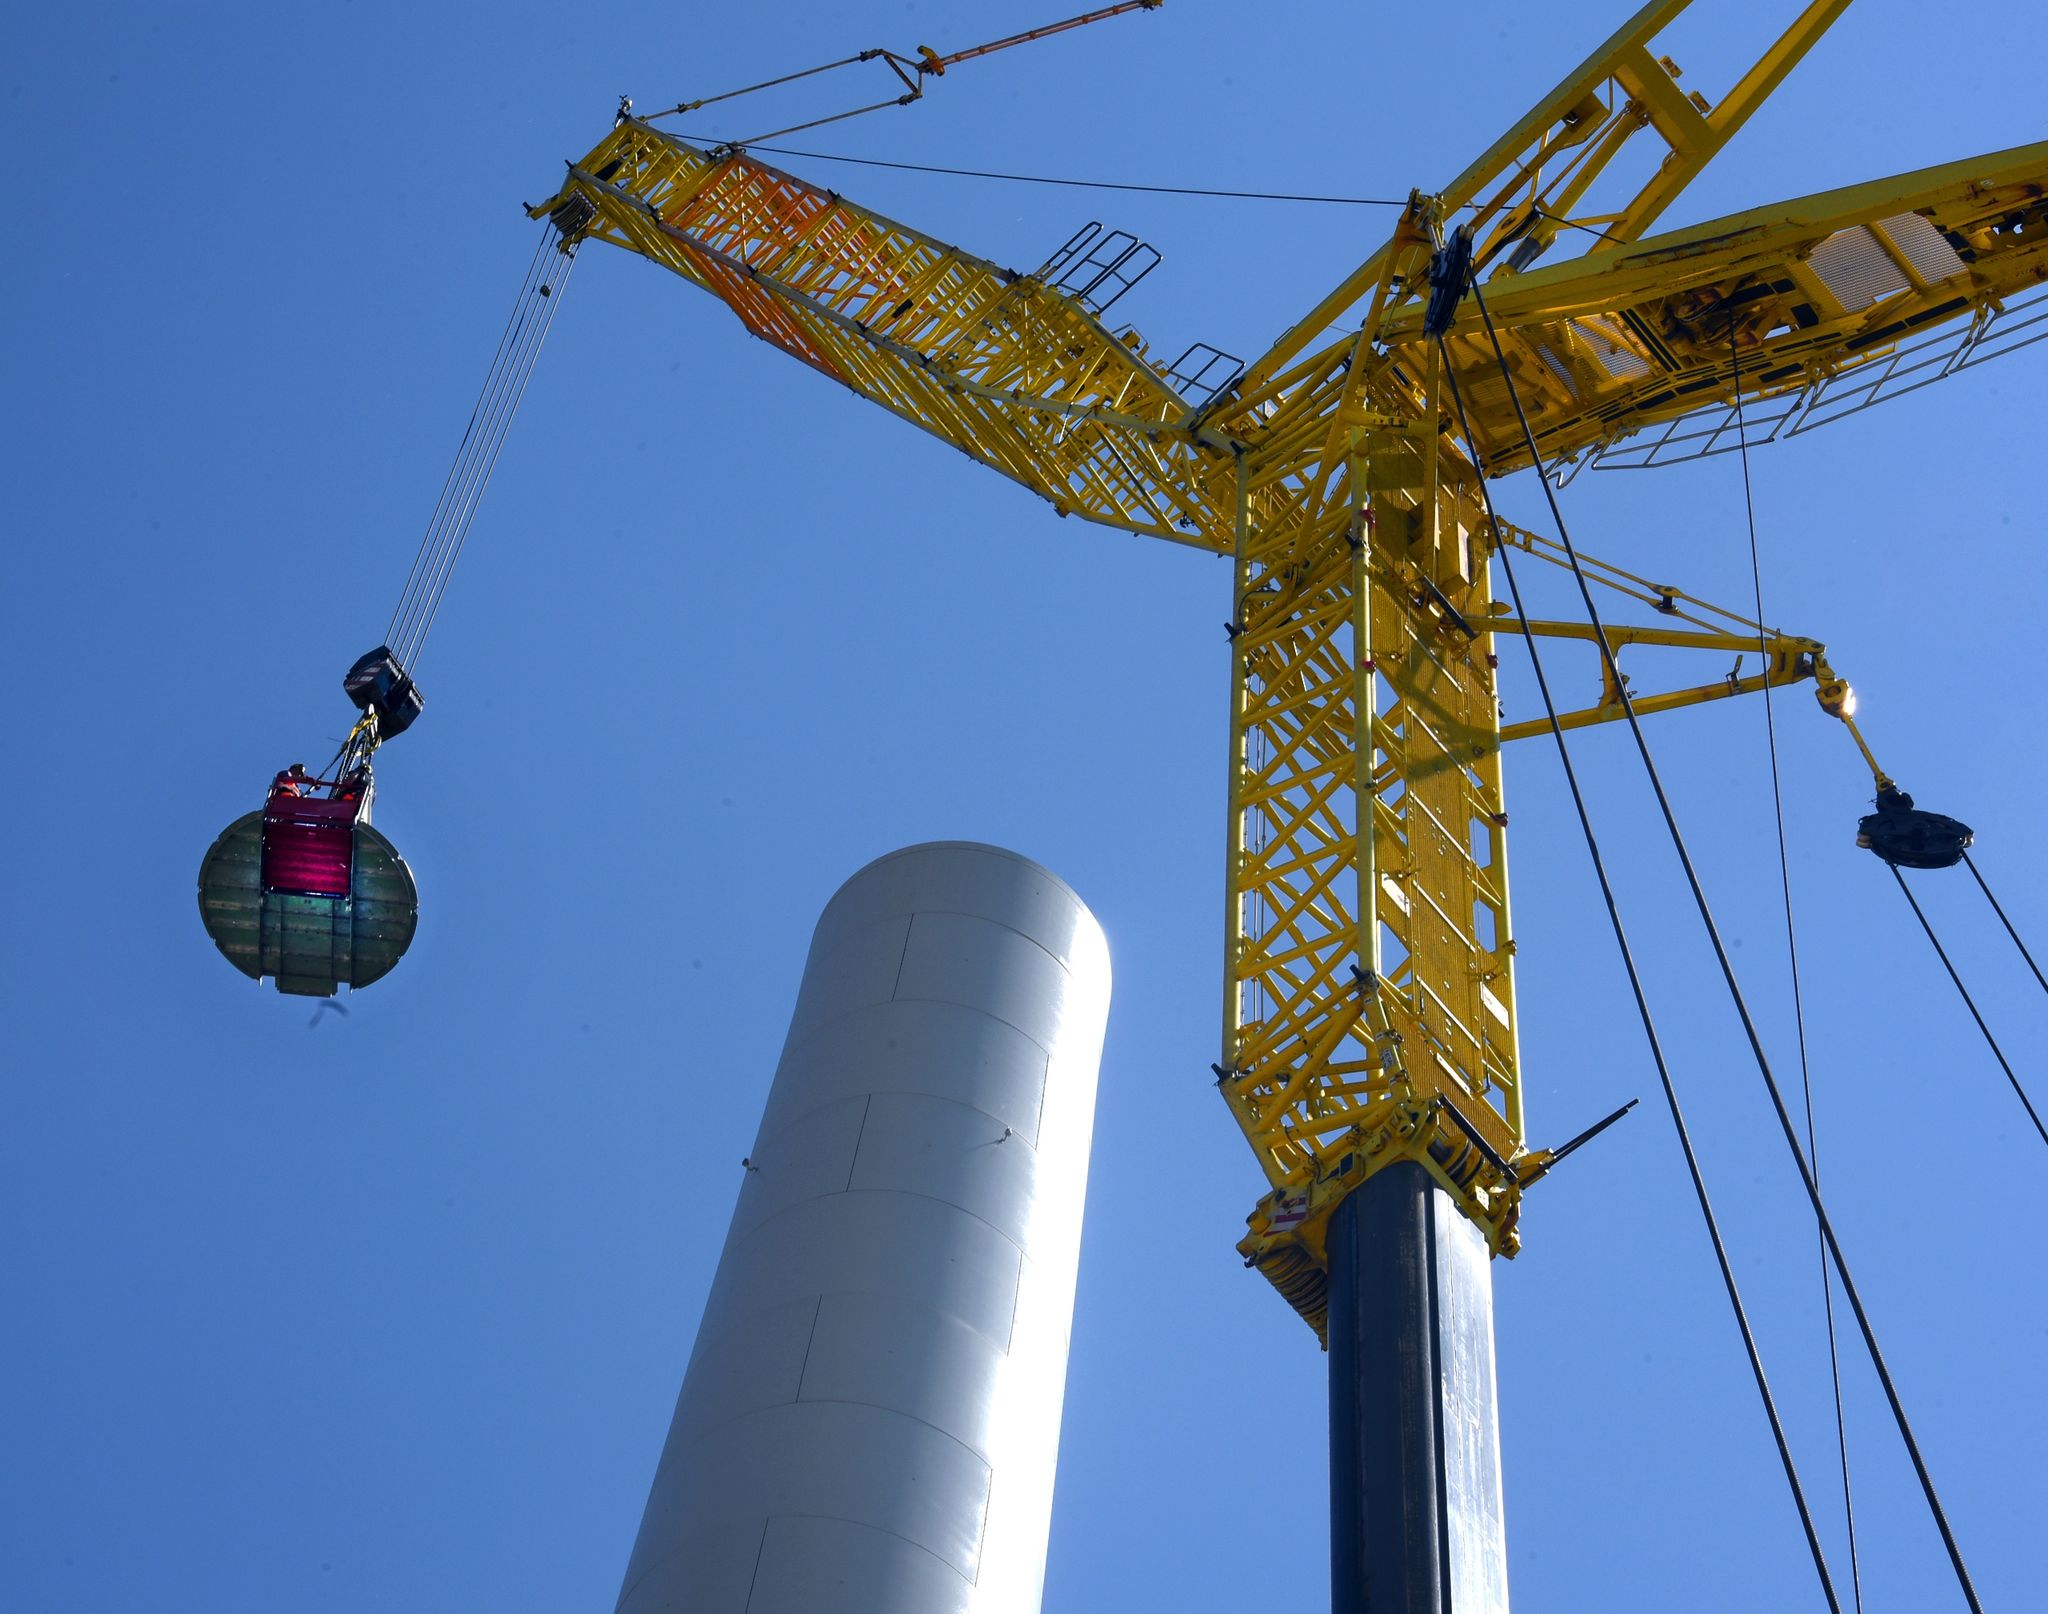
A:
262 799 356 896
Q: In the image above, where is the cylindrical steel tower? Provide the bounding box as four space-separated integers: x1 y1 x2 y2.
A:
616 842 1111 1614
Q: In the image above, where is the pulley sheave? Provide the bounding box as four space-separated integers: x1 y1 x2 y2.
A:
1857 786 1974 870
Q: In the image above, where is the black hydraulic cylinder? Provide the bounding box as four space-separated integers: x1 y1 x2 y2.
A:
1328 1160 1509 1614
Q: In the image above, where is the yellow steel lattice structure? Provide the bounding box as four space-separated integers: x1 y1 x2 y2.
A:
531 0 2048 1336
540 129 1235 543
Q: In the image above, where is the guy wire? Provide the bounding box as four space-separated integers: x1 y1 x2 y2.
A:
1439 339 1845 1614
1463 266 1985 1614
1731 317 1866 1614
1887 865 2048 1151
1962 850 2048 1001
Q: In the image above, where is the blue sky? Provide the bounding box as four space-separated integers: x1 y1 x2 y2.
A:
5 2 2043 1609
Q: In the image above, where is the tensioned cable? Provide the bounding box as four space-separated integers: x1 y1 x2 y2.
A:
1730 321 1866 1614
400 246 571 667
1532 207 1625 245
389 245 557 665
654 52 869 116
407 244 577 668
1438 340 1846 1614
383 230 576 674
385 229 553 655
1888 865 2048 1151
1962 850 2048 1000
1463 267 1986 1614
729 143 1408 206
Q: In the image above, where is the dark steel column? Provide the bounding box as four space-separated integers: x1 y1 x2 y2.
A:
1328 1160 1508 1613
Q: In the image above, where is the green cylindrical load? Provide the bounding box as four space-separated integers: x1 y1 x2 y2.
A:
197 812 419 997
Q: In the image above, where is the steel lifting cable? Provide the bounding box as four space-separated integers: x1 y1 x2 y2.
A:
384 228 576 674
1435 344 1847 1614
1730 322 1867 1614
1887 865 2048 1150
384 230 551 661
1459 263 1986 1614
408 240 576 664
733 144 1409 206
1962 850 2048 1000
646 2 1164 148
399 238 576 667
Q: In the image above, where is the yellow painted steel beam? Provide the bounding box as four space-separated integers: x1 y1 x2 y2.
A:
532 123 1243 549
1493 618 1825 744
1234 0 1853 399
1380 141 2048 473
531 121 1542 1280
1219 412 1529 1297
529 2 2040 1342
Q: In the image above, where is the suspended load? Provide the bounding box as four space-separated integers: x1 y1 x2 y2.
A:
197 653 422 997
196 193 580 999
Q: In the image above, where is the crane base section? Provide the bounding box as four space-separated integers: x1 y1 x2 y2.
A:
1328 1161 1509 1614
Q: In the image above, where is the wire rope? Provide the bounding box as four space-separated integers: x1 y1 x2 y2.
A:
379 229 576 678
650 52 870 117
1462 264 1987 1614
1887 864 2048 1151
1731 322 1866 1614
393 280 540 665
728 143 1408 206
1437 341 1847 1614
1962 850 2048 1001
399 258 556 665
406 244 577 670
386 229 553 653
390 276 539 663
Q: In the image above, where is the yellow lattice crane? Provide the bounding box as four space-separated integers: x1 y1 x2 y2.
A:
531 0 2041 1304
523 1 2041 1599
